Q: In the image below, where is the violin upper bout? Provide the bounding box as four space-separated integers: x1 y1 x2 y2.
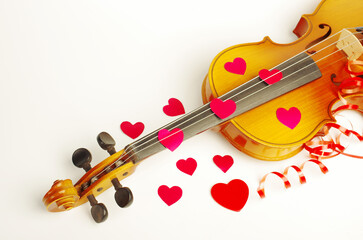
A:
43 179 80 212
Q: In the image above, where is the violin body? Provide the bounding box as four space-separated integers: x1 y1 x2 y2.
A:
43 0 363 221
202 0 363 160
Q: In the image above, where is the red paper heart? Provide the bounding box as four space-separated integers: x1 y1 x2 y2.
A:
213 155 234 173
224 58 247 75
163 98 185 117
211 179 249 212
158 185 183 206
210 98 236 119
120 121 145 139
259 69 283 85
276 107 301 129
158 128 184 151
176 158 197 176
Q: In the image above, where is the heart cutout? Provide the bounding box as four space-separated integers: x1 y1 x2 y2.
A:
158 185 183 206
211 179 249 212
276 107 301 129
213 155 234 173
259 69 283 85
224 58 247 75
176 158 197 176
158 128 184 151
210 98 236 119
120 121 145 139
163 98 185 117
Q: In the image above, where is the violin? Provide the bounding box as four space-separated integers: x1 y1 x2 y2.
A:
43 0 363 223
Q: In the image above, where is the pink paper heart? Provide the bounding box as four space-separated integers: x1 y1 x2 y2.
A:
176 158 197 176
224 58 247 75
120 121 145 139
163 98 185 117
259 69 283 85
276 107 301 129
213 155 234 173
158 185 183 206
158 128 184 151
210 98 236 119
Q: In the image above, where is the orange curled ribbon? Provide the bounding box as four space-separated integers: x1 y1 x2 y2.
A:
331 104 359 115
257 172 290 198
304 123 363 159
258 60 362 199
257 160 328 198
283 165 306 184
301 160 329 174
339 77 363 94
341 60 363 99
305 60 363 159
345 60 363 76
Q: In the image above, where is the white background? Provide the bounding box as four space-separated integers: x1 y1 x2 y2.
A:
1 0 362 239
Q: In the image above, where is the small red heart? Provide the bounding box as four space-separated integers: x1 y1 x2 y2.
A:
213 155 234 173
276 107 301 129
176 158 197 176
163 98 185 117
211 179 249 212
158 185 183 206
224 58 247 75
120 121 145 139
259 69 283 85
210 98 236 119
158 128 184 151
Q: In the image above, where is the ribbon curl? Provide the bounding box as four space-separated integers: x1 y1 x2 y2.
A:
258 60 363 198
257 172 291 198
305 60 363 160
257 160 328 198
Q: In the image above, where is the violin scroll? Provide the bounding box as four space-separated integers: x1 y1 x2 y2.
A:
43 179 79 212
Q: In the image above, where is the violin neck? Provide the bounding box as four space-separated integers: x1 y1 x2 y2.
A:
124 100 224 163
124 52 321 164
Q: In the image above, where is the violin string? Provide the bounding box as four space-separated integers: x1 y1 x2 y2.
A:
129 28 356 147
111 31 362 174
88 29 363 184
117 31 361 152
123 29 361 151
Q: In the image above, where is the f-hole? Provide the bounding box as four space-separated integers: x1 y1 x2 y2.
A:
305 24 332 54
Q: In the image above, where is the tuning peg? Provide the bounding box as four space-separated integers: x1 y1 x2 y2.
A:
111 178 133 208
97 132 116 155
72 148 92 172
87 194 108 223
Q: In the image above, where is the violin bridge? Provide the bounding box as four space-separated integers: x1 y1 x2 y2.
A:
337 29 363 61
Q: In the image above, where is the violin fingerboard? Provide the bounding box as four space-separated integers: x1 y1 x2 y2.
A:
126 53 321 163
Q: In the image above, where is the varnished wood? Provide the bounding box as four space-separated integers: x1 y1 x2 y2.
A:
202 0 363 160
43 0 363 215
43 150 137 211
43 179 79 212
